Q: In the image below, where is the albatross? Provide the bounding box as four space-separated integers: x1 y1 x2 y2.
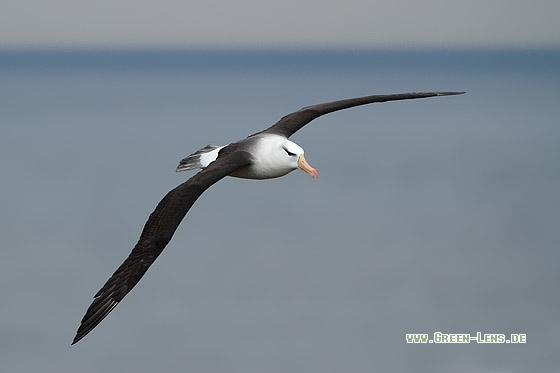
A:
72 91 464 344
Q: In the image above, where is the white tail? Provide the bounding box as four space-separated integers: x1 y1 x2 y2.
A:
176 144 225 172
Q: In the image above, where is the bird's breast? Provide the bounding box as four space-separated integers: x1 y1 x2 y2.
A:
228 163 294 180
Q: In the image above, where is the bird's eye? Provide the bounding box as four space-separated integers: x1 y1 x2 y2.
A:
284 149 296 156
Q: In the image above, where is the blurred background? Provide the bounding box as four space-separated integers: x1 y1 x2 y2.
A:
1 1 559 372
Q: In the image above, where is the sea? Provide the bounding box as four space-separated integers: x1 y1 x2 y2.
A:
1 48 559 372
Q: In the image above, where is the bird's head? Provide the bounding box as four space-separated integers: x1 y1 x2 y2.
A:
280 140 318 179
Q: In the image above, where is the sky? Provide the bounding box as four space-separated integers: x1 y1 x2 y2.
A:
2 3 560 370
2 0 559 48
2 61 559 372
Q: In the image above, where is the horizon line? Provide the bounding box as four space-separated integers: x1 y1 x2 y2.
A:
1 47 558 72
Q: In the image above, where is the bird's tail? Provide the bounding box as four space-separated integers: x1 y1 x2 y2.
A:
176 144 225 172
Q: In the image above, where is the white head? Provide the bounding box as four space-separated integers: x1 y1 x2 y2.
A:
277 140 318 179
233 136 318 180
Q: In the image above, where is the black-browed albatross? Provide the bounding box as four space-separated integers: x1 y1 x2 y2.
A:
72 91 464 344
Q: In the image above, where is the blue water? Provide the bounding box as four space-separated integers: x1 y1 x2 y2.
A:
1 49 559 372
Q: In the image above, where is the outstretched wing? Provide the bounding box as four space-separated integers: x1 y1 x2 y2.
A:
256 92 464 139
72 148 252 344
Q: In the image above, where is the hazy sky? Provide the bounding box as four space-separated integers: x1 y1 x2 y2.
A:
2 0 559 48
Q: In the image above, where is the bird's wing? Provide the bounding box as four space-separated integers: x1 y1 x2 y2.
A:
72 148 252 344
256 92 464 139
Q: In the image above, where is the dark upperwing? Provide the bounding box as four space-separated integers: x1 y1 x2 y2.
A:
256 92 464 139
72 148 252 344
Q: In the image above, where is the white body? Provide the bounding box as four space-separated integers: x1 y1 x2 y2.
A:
176 134 316 180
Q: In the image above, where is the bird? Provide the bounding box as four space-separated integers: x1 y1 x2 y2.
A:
72 91 464 344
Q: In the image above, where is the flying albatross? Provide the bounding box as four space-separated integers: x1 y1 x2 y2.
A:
72 91 464 344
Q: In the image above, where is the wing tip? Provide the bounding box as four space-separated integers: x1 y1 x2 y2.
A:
71 330 86 345
71 335 82 345
71 298 119 345
436 91 466 96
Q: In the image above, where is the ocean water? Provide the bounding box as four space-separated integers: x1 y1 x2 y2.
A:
1 49 559 372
